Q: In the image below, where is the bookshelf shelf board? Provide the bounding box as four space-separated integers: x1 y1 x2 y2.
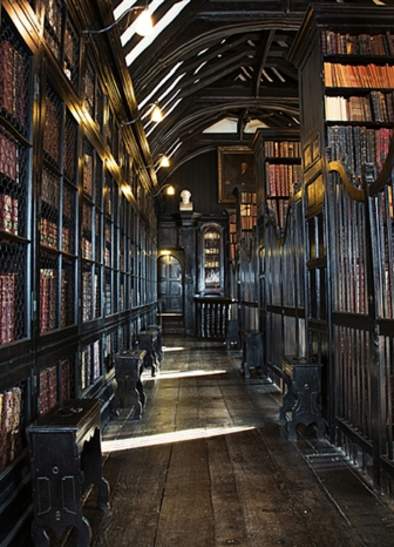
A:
325 86 394 95
43 155 61 175
39 243 59 255
0 231 29 245
323 54 394 65
63 176 78 189
265 157 302 164
0 113 31 145
60 250 77 260
40 201 59 216
81 257 96 265
325 120 394 128
81 193 95 206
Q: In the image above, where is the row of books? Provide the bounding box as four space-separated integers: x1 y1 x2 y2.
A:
43 97 61 164
38 366 58 416
105 282 112 315
64 24 78 82
264 140 301 158
83 153 94 196
266 198 290 232
82 237 93 260
334 259 367 315
0 273 16 344
229 212 237 262
239 191 257 205
240 203 257 231
324 63 394 89
41 170 59 209
205 260 220 269
62 226 71 254
63 190 74 219
327 126 393 178
325 92 394 123
60 274 71 327
104 247 111 267
0 131 18 182
59 359 72 402
82 271 93 322
0 387 22 472
0 40 26 126
40 218 57 249
40 268 56 333
82 203 93 233
321 31 394 57
0 194 18 235
81 341 101 391
266 164 302 196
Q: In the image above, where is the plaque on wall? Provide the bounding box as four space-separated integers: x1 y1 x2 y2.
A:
306 174 325 214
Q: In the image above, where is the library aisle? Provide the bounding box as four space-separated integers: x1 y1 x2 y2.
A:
79 338 394 547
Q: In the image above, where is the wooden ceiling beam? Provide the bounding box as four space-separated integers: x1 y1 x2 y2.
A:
255 29 276 97
151 98 299 151
195 85 298 101
180 48 256 93
135 19 301 96
135 35 255 103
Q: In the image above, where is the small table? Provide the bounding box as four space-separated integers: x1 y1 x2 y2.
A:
115 349 146 419
26 399 110 546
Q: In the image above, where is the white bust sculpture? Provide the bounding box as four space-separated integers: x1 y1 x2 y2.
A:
179 189 193 211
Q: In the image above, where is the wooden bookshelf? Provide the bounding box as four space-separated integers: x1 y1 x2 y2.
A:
200 224 224 293
0 4 158 542
254 128 301 233
289 3 394 474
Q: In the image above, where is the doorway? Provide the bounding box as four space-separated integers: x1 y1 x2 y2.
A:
158 254 184 334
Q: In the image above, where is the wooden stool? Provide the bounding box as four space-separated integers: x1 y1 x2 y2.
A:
26 399 109 547
279 358 325 441
114 350 146 419
138 330 160 377
147 324 163 362
241 330 263 378
226 318 240 350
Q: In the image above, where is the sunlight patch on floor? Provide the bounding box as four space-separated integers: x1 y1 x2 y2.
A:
144 369 227 381
163 346 186 353
102 425 255 452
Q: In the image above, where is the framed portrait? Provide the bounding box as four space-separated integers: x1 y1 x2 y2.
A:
218 146 255 204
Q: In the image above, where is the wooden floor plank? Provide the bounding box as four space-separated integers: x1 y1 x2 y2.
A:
154 439 215 547
78 337 394 547
207 435 249 547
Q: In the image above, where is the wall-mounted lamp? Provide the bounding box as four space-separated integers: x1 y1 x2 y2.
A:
121 102 163 127
83 2 153 37
152 183 176 198
157 154 171 169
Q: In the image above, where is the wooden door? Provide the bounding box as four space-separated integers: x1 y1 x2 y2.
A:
158 255 183 313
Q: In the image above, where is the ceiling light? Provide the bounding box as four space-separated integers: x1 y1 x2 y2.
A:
150 104 163 123
135 8 153 37
159 155 171 168
165 184 175 196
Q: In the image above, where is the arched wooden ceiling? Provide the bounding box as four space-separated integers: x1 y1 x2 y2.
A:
109 0 374 178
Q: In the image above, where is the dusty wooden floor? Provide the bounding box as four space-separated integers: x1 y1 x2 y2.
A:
83 338 394 547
